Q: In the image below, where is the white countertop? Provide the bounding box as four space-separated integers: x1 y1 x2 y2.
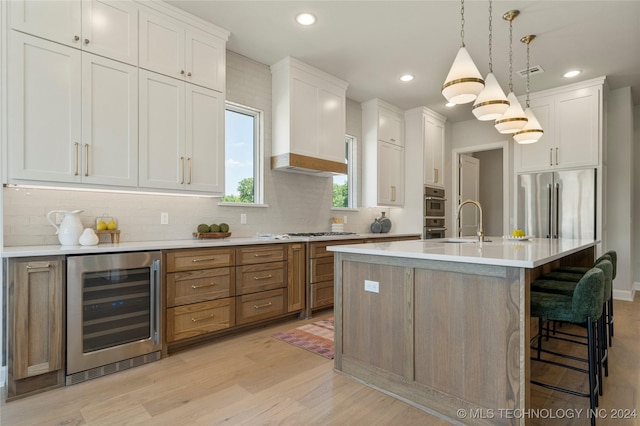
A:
1 233 420 258
327 237 598 268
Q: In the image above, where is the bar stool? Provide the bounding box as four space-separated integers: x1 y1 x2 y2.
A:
555 251 617 340
530 268 604 426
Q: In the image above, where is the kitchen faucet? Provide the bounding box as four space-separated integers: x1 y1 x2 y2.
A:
456 200 484 242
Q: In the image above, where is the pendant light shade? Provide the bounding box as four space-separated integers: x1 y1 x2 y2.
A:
513 108 544 144
472 72 509 120
442 49 485 105
513 34 543 144
442 0 484 105
495 92 528 133
472 0 509 120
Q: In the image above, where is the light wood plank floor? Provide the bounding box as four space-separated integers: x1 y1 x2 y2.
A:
1 298 639 426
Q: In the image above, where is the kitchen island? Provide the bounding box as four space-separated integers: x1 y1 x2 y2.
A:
328 237 597 426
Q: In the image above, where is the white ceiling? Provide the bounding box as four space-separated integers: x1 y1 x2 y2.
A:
167 0 640 122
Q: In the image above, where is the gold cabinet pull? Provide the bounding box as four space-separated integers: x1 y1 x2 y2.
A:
192 257 215 263
550 148 553 166
253 302 272 309
254 253 273 257
191 315 214 322
74 35 80 41
84 38 90 45
180 156 185 184
191 282 216 289
391 186 396 202
180 70 185 75
434 168 439 183
556 147 559 165
84 143 89 176
254 274 273 281
187 71 192 77
74 142 80 176
26 262 51 270
188 157 192 184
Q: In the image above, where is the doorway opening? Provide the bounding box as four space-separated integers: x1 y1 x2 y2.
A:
452 142 511 238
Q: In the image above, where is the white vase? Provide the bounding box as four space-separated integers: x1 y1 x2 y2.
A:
79 228 99 246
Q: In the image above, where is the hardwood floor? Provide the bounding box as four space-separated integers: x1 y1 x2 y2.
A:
1 298 639 425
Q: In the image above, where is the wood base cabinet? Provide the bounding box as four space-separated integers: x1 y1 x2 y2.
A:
6 257 65 400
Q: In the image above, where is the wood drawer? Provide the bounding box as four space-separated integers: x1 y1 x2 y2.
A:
165 248 234 272
236 246 285 265
236 289 286 325
166 298 234 342
236 261 286 295
310 239 364 258
310 256 334 283
166 267 234 307
311 281 334 309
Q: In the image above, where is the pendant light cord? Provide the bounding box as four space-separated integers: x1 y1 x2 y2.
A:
508 16 513 93
525 40 531 108
460 0 465 47
488 0 493 73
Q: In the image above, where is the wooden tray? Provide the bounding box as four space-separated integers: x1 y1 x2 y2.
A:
193 232 232 239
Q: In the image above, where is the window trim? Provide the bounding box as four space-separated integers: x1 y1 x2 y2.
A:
332 134 357 209
220 101 264 206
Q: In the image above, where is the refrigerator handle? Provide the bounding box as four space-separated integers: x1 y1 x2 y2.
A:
547 184 552 238
554 183 560 238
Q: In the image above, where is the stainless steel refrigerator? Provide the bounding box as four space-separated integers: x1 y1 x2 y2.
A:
517 168 596 239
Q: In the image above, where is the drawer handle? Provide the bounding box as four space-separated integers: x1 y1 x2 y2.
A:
254 274 273 280
253 253 273 257
191 282 216 289
192 257 215 263
253 302 272 309
26 262 51 270
191 315 214 322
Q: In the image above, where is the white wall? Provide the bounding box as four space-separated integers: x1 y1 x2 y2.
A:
2 51 387 246
606 87 634 298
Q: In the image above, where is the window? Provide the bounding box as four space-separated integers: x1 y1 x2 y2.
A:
332 135 356 208
222 102 263 204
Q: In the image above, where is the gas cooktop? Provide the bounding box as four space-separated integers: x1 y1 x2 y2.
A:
286 232 357 237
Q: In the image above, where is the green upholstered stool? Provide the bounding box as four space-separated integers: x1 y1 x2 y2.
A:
556 251 617 340
530 268 604 425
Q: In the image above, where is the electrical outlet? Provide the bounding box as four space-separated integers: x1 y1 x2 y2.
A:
240 213 247 225
160 212 169 225
343 215 348 224
364 280 379 293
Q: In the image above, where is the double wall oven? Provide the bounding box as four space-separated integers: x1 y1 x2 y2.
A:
66 251 162 385
424 186 446 239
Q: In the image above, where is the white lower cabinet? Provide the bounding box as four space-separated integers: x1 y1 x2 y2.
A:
8 32 138 187
139 70 224 195
377 141 404 206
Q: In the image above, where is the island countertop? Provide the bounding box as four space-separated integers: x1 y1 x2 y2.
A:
327 237 598 268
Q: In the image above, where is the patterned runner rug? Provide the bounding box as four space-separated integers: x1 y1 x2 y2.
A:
273 317 334 359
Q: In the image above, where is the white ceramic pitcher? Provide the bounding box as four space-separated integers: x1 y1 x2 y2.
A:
46 210 84 246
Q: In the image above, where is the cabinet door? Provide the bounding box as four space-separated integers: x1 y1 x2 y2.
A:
185 84 224 194
287 243 305 312
318 86 347 163
556 86 600 169
9 0 82 48
8 33 82 183
185 29 225 91
378 142 404 206
81 0 138 65
291 76 320 157
514 98 554 173
139 10 185 80
11 259 63 380
81 53 138 187
139 70 185 190
424 115 445 187
379 108 403 146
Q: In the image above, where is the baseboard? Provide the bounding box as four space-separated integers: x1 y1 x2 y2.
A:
634 281 640 292
613 288 635 301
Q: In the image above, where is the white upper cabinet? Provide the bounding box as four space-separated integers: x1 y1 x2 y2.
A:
514 78 603 173
10 0 138 65
8 32 138 187
139 70 224 195
362 99 405 207
271 57 348 175
139 10 225 92
423 110 446 187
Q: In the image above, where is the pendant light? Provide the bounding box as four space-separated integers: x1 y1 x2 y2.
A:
442 0 485 105
514 35 544 144
494 10 528 134
472 0 509 121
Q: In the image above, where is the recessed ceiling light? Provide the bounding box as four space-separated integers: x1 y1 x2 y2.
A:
295 13 316 26
400 74 414 82
563 70 581 78
445 102 456 107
